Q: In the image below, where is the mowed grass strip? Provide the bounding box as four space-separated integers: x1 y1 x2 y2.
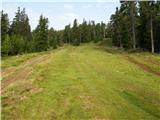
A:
2 43 160 120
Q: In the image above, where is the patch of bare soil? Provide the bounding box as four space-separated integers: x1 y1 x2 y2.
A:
1 67 33 91
1 67 16 78
79 95 95 110
1 54 49 78
1 54 50 90
126 56 160 76
2 85 43 107
21 55 49 67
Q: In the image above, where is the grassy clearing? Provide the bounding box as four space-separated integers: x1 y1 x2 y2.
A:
1 43 160 120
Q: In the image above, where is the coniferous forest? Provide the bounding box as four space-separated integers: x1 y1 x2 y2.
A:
1 1 160 56
1 1 160 120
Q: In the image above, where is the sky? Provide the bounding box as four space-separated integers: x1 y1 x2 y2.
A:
2 0 120 30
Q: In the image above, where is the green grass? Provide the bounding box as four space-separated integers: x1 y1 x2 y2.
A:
128 52 160 73
1 53 38 69
2 43 160 120
1 50 51 69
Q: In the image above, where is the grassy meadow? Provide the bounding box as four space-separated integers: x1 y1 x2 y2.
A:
1 43 160 120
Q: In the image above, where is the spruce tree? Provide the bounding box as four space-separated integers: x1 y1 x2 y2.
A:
1 10 9 42
72 19 80 46
34 15 49 51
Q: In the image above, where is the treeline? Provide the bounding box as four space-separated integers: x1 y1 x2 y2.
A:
107 1 160 53
1 7 62 56
1 7 106 56
63 19 106 45
1 1 160 56
1 8 34 55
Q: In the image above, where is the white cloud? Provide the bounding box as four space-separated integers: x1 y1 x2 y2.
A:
96 0 119 3
63 4 73 9
53 12 82 30
65 13 79 18
26 8 40 30
96 0 105 2
82 5 92 8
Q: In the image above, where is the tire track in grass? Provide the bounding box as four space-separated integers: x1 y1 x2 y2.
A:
1 54 50 92
69 48 112 120
2 54 49 78
126 56 160 76
1 67 33 90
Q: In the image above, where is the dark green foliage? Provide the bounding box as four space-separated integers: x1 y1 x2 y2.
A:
62 19 106 45
80 19 91 43
48 28 57 49
1 2 159 56
55 30 64 47
154 1 160 52
1 35 11 55
10 35 26 55
107 1 160 53
94 23 103 43
90 21 96 41
33 15 49 52
1 7 61 56
9 7 32 41
63 24 71 43
72 19 80 46
1 11 9 43
1 8 34 56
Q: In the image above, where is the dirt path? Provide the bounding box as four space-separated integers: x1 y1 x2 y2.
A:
2 55 49 78
1 54 50 91
1 67 33 90
126 56 160 76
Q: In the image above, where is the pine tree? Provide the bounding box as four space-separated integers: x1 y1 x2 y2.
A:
63 24 71 43
72 19 80 45
81 19 88 42
34 15 49 51
101 21 106 40
9 7 32 53
1 10 9 42
48 28 58 49
91 20 96 41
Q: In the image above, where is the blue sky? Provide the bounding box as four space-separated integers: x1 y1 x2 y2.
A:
2 0 120 30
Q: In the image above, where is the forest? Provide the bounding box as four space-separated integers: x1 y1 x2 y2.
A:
1 1 160 56
1 1 160 120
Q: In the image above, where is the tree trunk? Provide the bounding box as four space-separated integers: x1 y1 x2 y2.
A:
118 33 122 48
68 32 70 44
150 15 154 53
103 27 105 39
120 39 122 48
94 29 96 40
80 33 81 43
131 1 136 49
